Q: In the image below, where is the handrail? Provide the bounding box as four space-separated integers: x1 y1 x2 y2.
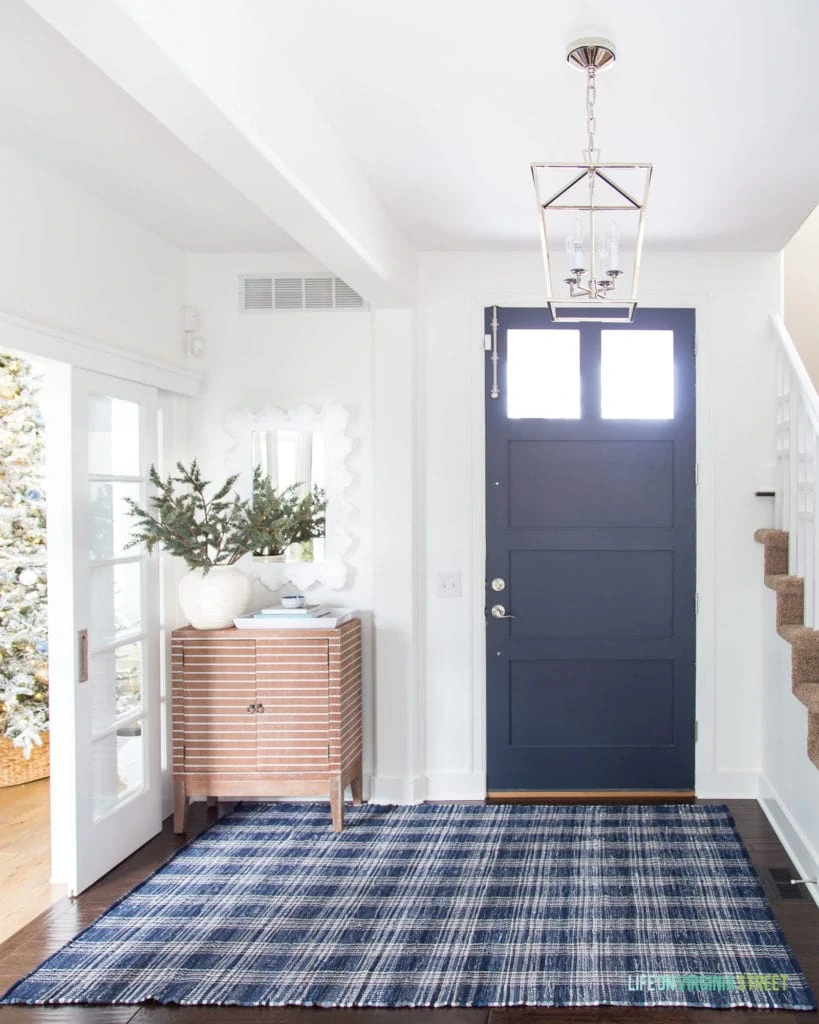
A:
771 313 819 628
771 314 819 428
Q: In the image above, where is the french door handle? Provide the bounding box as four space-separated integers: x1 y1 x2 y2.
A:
78 629 88 683
491 604 517 619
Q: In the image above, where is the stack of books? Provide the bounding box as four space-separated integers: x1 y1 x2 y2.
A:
233 607 358 629
254 604 330 620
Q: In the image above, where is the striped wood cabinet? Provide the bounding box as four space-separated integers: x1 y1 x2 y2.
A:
171 617 362 832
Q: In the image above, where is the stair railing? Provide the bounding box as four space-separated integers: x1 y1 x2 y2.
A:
772 313 819 627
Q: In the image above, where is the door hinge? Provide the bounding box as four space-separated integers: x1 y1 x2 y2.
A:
695 463 699 487
695 593 699 615
484 332 492 351
694 720 699 743
693 335 697 356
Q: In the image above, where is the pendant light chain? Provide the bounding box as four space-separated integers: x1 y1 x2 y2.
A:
585 69 598 161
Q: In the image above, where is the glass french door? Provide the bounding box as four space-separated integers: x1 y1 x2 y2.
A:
48 368 162 895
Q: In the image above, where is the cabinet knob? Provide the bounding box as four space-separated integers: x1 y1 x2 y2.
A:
246 703 257 714
255 702 265 714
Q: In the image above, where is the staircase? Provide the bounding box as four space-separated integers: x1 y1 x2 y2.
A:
754 528 819 768
758 313 819 769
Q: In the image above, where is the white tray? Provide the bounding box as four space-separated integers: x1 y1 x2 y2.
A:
233 608 358 629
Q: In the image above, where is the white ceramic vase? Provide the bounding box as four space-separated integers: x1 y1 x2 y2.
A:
178 565 251 629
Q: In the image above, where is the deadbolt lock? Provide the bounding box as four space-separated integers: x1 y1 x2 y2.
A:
490 578 506 592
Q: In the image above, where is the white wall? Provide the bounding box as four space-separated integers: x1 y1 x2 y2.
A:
784 205 819 387
759 588 819 904
184 253 378 787
184 247 786 805
0 143 185 364
418 250 781 800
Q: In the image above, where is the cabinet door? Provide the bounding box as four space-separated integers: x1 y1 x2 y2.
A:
256 637 330 775
181 637 257 774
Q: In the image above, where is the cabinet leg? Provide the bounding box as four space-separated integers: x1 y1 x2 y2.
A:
173 779 188 834
206 796 218 810
351 762 363 806
330 777 344 832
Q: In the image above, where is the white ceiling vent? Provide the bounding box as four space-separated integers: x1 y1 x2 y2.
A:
240 274 368 312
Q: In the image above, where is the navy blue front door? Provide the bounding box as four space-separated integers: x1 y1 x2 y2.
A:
485 307 696 793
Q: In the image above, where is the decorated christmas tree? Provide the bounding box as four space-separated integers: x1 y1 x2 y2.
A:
0 354 48 758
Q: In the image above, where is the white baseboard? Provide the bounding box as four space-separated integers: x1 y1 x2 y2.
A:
758 774 819 908
374 771 761 802
369 774 425 804
695 770 760 798
425 772 485 801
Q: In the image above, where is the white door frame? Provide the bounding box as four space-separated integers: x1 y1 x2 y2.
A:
0 314 199 888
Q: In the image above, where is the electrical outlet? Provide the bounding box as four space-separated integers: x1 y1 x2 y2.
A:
435 571 461 597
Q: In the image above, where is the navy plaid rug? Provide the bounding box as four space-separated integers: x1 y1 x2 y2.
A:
2 803 815 1009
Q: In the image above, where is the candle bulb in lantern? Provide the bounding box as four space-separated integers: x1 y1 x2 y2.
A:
607 220 620 273
565 218 585 273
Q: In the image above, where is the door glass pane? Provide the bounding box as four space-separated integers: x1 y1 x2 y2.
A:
601 330 675 419
507 330 580 419
90 642 143 733
92 718 145 820
89 481 141 560
88 395 140 476
89 561 142 647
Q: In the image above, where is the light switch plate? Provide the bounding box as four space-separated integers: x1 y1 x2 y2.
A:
435 571 462 597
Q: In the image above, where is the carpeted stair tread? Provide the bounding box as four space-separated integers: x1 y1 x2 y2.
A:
764 573 804 593
754 527 788 545
755 529 819 770
755 528 789 575
793 683 819 713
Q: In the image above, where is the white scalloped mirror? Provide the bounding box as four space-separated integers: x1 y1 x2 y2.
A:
224 404 353 590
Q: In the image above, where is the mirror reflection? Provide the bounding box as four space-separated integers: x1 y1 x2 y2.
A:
250 429 327 562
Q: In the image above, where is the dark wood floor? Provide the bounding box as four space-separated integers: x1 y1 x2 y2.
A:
0 799 815 1022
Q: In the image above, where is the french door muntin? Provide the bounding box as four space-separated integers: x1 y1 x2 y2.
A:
49 367 162 895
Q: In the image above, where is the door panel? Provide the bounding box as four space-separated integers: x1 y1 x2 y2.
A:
509 660 675 747
181 637 257 773
509 550 674 638
485 307 695 793
509 440 674 528
256 638 330 773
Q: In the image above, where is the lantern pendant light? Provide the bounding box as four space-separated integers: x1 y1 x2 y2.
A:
531 38 652 323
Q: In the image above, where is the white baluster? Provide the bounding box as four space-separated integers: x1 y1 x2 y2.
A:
810 422 819 629
775 346 785 530
802 400 814 625
789 370 800 576
798 396 807 583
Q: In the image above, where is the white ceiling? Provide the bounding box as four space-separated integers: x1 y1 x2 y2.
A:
246 0 819 252
0 2 300 252
5 0 819 255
